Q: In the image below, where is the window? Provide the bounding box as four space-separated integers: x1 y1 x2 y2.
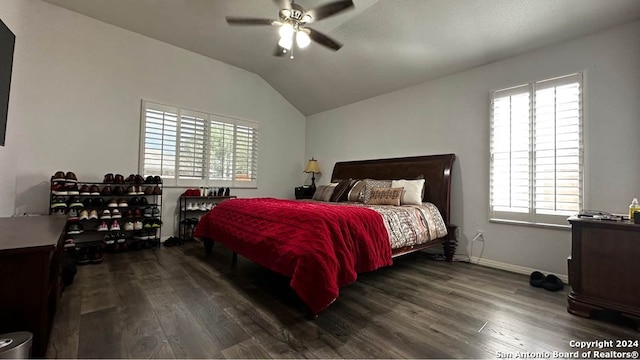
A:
140 101 258 188
490 73 583 227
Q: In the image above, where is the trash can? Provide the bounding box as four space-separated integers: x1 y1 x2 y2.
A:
0 332 32 359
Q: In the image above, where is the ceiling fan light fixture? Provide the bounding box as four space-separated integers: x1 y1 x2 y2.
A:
296 30 311 48
301 14 312 23
278 35 293 50
278 23 294 39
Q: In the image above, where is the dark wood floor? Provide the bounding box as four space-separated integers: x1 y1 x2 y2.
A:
47 242 639 358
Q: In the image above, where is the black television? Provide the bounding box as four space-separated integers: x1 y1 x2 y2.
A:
0 19 15 147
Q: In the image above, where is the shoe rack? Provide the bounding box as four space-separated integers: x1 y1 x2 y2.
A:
49 173 163 257
178 193 235 242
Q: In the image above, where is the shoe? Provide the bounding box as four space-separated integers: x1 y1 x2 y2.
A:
136 186 145 195
51 196 67 208
529 271 545 288
79 184 91 195
64 236 76 248
67 223 84 235
224 187 230 196
82 198 93 208
543 274 564 292
133 208 143 218
52 207 67 215
103 173 114 183
51 182 67 195
100 209 111 219
111 208 122 219
118 198 128 207
93 197 105 207
101 186 112 196
90 247 104 264
153 176 162 184
134 220 143 230
144 186 154 195
65 171 78 183
153 186 162 195
198 203 207 211
89 185 101 195
114 174 124 184
143 207 153 218
76 248 91 265
110 220 121 231
139 197 148 206
68 208 79 221
134 175 144 184
125 174 135 183
107 199 118 208
126 186 136 195
78 209 89 220
151 218 162 228
130 197 140 207
115 232 126 243
65 184 79 195
123 209 133 218
88 209 99 220
113 186 124 196
97 221 109 232
217 188 224 196
143 219 152 229
145 176 154 184
103 233 116 245
133 231 147 240
152 206 160 218
52 171 66 182
69 196 83 208
124 221 134 231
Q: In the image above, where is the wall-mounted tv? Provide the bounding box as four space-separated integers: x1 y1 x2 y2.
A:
0 19 15 147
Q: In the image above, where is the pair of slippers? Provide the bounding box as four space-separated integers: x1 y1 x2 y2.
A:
530 271 564 291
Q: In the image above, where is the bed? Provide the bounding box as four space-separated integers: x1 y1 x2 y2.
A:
194 153 457 315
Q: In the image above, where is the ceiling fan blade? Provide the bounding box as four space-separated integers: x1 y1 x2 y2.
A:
273 44 287 57
273 0 291 10
226 17 278 26
306 0 354 22
307 27 342 51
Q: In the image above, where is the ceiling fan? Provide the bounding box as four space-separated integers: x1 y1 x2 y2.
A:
226 0 355 59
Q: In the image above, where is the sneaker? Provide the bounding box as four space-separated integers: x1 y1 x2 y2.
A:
103 233 115 245
51 183 67 195
52 171 66 182
136 186 145 195
65 171 78 183
153 176 162 184
103 173 114 183
143 219 152 229
68 208 79 220
113 186 124 196
97 221 108 232
134 175 144 184
125 174 135 183
134 220 143 230
107 199 118 208
144 186 154 195
123 209 133 218
82 198 93 208
78 209 89 220
110 220 121 231
124 221 134 231
67 223 84 235
90 247 104 264
101 186 112 196
64 236 75 248
224 187 230 197
65 184 79 195
111 208 122 219
153 186 162 195
88 209 99 220
115 232 126 243
89 185 100 195
186 202 196 211
79 184 91 195
139 197 148 206
198 203 207 211
76 248 91 265
69 196 83 208
51 196 67 208
126 186 136 195
133 208 143 218
114 174 125 184
118 198 128 207
145 176 154 184
133 231 147 240
143 207 153 218
129 197 140 207
100 209 111 219
93 197 104 207
151 218 162 228
152 206 160 218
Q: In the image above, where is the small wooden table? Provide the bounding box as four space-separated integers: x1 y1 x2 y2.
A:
567 216 640 329
0 215 67 356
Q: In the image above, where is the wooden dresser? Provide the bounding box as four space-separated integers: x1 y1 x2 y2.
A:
0 216 67 357
567 216 640 329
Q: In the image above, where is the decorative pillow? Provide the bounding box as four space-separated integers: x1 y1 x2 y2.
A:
366 187 404 206
347 180 366 202
391 179 426 205
322 183 339 202
312 185 326 200
330 179 356 202
362 179 392 204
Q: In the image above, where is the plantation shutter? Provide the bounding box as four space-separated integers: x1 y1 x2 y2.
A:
178 110 207 185
140 102 177 184
534 74 582 221
208 118 235 186
233 120 258 188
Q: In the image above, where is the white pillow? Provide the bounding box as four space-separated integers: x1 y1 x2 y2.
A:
391 179 425 205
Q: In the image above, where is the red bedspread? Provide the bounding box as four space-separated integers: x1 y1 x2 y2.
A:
193 198 393 314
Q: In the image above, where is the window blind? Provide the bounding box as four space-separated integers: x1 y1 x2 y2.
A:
179 111 207 181
490 73 583 226
140 103 177 180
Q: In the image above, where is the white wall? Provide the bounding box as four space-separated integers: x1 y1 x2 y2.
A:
0 0 306 235
306 21 640 276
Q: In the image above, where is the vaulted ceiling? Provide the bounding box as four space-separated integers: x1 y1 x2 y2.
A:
43 0 640 115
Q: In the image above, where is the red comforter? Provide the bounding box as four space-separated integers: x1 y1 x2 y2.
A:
193 198 393 314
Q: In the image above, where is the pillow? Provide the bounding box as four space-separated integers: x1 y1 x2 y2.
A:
391 179 426 205
362 179 392 204
312 185 328 201
322 183 339 202
330 179 356 202
347 180 366 202
366 187 404 206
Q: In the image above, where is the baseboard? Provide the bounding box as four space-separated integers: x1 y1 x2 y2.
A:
469 256 569 283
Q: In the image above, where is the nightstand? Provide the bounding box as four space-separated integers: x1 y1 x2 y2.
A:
295 186 315 199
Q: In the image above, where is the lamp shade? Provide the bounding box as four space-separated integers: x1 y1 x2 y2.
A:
304 158 320 173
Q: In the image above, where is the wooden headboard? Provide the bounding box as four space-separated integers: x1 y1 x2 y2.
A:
331 154 456 224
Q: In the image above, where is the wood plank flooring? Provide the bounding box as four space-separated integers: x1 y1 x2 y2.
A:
46 242 639 358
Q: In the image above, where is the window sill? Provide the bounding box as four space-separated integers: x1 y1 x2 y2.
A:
489 218 571 230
